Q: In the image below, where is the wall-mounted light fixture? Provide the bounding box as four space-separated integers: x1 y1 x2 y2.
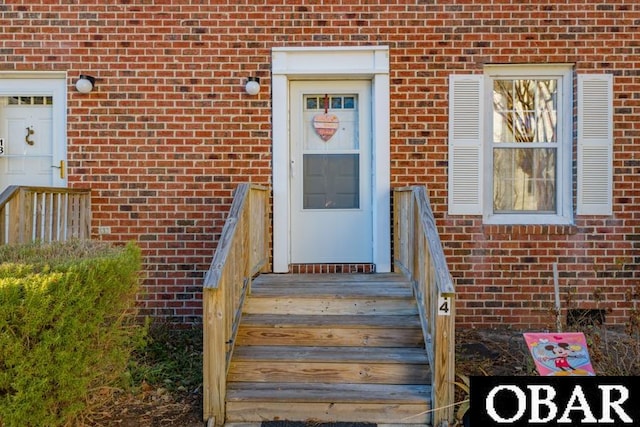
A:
245 77 260 95
75 75 96 94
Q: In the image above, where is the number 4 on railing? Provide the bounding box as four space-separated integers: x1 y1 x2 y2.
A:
438 294 452 316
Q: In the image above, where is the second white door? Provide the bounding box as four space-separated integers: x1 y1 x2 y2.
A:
0 77 67 191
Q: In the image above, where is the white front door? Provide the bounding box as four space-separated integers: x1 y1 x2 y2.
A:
0 77 66 191
0 97 56 188
289 81 373 263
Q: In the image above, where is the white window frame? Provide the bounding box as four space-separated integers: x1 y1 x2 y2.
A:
483 65 574 225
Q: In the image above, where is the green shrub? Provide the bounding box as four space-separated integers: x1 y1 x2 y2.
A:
0 240 146 427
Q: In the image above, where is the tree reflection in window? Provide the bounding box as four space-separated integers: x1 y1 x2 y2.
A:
492 79 558 213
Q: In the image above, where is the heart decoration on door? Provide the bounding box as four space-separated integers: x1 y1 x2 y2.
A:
312 113 339 142
312 94 339 142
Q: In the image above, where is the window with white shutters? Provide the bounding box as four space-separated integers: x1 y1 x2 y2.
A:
448 66 613 223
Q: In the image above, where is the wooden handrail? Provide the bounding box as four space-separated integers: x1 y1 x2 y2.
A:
202 183 270 427
393 185 455 427
0 185 91 245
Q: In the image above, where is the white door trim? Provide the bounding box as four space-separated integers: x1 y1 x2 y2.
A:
272 46 390 272
0 72 68 187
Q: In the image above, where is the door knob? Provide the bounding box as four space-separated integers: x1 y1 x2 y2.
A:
52 160 65 179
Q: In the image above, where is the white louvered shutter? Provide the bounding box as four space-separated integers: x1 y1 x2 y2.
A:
448 74 483 215
577 74 613 215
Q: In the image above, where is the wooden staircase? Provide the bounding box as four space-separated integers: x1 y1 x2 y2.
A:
203 184 454 427
224 273 432 425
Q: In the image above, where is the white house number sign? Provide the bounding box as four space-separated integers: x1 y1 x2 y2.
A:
438 295 452 316
0 138 4 155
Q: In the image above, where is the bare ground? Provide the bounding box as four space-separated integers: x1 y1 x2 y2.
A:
86 327 637 426
85 383 203 427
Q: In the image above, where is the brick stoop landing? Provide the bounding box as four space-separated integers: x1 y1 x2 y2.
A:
288 264 376 274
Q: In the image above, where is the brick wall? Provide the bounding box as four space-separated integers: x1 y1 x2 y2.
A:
1 1 638 328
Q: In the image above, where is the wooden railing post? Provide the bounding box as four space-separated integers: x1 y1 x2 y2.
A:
9 187 25 243
393 185 456 427
202 286 225 426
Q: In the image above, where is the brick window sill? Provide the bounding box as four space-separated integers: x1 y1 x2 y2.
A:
481 224 578 236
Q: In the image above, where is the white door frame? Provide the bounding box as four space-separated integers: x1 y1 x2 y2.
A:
0 72 68 187
272 46 390 273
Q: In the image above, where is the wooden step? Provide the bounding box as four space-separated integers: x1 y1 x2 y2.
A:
248 275 414 299
228 346 430 384
252 273 411 285
243 297 417 315
236 314 424 347
244 274 418 316
224 424 430 427
226 382 431 424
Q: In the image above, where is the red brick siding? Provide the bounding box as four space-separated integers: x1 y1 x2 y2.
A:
1 1 638 328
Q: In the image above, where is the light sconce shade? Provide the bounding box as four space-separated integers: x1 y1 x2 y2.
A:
245 77 260 95
75 74 96 94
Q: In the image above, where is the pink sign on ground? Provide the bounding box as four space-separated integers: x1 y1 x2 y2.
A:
523 332 596 376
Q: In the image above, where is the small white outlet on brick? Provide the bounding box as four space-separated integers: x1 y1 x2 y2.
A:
98 226 111 235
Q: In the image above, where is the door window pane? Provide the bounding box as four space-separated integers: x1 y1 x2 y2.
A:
303 154 359 209
303 94 358 151
3 96 53 106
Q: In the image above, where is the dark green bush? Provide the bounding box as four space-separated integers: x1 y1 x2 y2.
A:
0 240 146 427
